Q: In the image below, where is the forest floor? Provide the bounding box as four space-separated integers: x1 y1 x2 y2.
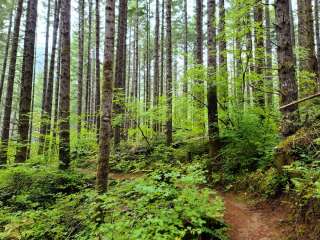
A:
221 192 292 240
77 168 293 240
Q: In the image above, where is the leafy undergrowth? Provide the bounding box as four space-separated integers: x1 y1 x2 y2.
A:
0 161 228 240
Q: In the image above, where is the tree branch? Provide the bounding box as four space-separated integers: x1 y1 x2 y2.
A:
279 92 320 110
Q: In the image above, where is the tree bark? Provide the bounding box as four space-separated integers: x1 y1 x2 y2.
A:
59 0 71 169
114 0 127 147
53 34 61 142
265 0 273 106
275 0 300 137
77 0 84 136
153 0 160 131
166 0 172 146
95 0 101 141
253 0 265 107
39 0 51 123
183 0 188 94
207 0 219 157
96 0 115 193
0 0 24 164
85 0 93 128
297 0 319 93
218 0 228 111
0 5 14 107
15 0 38 163
160 0 165 96
38 0 61 154
314 0 320 73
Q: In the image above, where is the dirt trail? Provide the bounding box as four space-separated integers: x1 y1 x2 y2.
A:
222 193 290 240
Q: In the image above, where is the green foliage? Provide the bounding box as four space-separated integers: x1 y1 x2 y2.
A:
236 168 288 199
220 109 279 174
0 166 90 210
0 162 228 240
284 162 320 218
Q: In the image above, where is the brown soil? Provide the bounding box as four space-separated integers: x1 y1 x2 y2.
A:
222 192 292 240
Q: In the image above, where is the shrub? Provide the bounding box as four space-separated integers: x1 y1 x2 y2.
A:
0 166 89 210
221 110 279 174
0 163 228 240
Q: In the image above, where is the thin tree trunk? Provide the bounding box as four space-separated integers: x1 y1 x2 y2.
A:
265 0 273 106
95 0 101 141
195 0 204 132
38 0 61 154
153 0 160 131
0 0 24 165
28 42 37 159
245 8 254 107
77 0 84 136
53 34 61 142
40 0 51 121
146 0 151 111
253 0 265 107
275 0 300 137
166 0 172 146
85 0 93 128
289 0 297 66
183 0 188 118
297 0 319 93
114 0 128 147
315 0 320 72
208 0 219 157
218 0 228 111
96 0 115 193
58 0 71 169
15 0 38 163
160 0 165 96
134 0 139 99
0 5 14 107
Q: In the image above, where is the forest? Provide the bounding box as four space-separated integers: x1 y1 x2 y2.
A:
0 0 319 239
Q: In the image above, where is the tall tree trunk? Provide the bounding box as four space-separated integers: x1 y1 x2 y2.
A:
275 0 300 137
146 0 151 110
265 0 273 106
218 0 228 111
160 0 165 96
59 0 71 169
114 0 128 147
95 0 101 140
77 0 84 136
289 0 297 66
315 0 320 73
135 0 139 99
0 0 24 165
207 0 219 157
15 0 38 163
245 8 254 107
253 0 265 107
0 5 14 107
38 0 61 154
166 0 172 146
196 0 203 65
28 42 37 159
297 0 319 93
85 0 93 128
195 0 204 132
96 0 115 193
53 34 61 142
183 0 188 94
153 0 160 131
40 0 51 122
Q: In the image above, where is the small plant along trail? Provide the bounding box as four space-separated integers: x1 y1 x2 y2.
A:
222 192 289 240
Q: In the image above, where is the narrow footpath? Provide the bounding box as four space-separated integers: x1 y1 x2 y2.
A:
222 193 291 240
